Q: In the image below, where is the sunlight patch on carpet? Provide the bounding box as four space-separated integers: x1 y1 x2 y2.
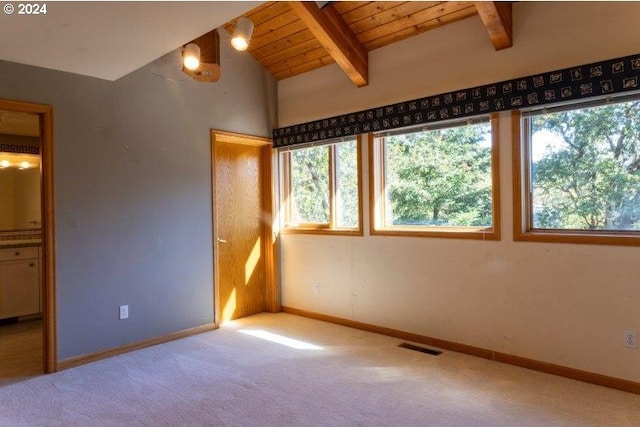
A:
239 329 324 350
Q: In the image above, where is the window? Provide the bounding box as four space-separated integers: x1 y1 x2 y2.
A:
514 96 640 245
280 137 362 235
370 114 500 239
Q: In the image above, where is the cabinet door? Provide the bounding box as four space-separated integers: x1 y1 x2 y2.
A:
0 259 40 318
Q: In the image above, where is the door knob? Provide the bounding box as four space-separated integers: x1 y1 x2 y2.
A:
217 238 227 243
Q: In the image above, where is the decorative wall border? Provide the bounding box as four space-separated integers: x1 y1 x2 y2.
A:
273 53 640 148
0 143 40 154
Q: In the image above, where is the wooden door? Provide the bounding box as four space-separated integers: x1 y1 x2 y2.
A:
0 99 55 374
212 131 278 324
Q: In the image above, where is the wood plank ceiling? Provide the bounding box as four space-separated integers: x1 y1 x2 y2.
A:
224 1 512 87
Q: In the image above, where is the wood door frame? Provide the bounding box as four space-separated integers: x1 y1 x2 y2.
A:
211 130 279 327
0 98 56 373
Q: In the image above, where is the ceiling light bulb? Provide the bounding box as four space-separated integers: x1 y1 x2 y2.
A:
231 36 249 51
0 159 9 168
231 17 254 51
19 161 30 169
183 43 201 71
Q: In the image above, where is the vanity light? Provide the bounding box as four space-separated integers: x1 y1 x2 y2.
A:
231 17 254 51
182 43 201 71
0 154 39 169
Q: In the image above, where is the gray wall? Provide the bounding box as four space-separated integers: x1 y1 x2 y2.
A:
0 37 277 360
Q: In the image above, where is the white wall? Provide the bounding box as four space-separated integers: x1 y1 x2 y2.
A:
277 2 640 382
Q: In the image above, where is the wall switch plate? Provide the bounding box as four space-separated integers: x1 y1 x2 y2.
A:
313 283 320 293
119 304 129 320
624 329 637 348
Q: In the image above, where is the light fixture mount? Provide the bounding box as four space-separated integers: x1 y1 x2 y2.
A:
181 29 221 82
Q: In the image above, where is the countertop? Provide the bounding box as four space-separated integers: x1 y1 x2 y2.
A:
0 239 43 249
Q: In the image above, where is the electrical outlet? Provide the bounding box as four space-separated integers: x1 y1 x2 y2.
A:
313 283 320 293
624 329 637 349
119 304 129 320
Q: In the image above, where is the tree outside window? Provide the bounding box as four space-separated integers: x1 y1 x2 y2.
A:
281 138 361 235
371 115 500 240
529 100 640 231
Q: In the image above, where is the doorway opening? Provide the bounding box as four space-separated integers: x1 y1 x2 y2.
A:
0 99 56 383
211 130 279 326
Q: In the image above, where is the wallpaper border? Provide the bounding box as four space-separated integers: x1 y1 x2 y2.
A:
273 53 640 148
0 143 40 154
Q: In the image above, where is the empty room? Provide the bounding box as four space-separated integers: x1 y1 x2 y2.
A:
0 1 639 426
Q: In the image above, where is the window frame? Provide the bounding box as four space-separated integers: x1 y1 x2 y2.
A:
369 113 501 240
513 105 640 246
280 136 363 236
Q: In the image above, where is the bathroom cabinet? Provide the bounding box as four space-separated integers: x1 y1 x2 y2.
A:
0 246 40 319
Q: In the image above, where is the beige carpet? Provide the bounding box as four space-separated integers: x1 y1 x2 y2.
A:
0 312 639 426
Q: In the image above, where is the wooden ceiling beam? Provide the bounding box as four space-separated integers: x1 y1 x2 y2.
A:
474 1 513 50
288 1 368 87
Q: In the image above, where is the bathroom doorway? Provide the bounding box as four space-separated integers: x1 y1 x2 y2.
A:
0 99 55 383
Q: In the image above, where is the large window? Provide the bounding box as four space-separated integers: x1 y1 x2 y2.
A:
514 96 640 245
280 137 362 235
370 114 500 239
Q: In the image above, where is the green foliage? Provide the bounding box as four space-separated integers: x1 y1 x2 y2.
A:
286 100 640 233
290 145 329 224
531 100 640 230
336 141 358 227
385 123 493 227
287 141 360 227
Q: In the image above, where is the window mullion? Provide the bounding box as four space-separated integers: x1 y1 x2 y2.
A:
282 152 292 225
523 117 534 232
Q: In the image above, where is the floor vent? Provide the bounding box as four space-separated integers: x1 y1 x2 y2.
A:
398 342 442 356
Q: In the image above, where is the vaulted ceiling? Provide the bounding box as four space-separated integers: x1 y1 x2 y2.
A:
225 1 513 87
0 1 261 80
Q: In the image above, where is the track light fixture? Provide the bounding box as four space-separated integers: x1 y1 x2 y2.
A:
182 43 201 71
231 17 254 51
182 30 221 82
